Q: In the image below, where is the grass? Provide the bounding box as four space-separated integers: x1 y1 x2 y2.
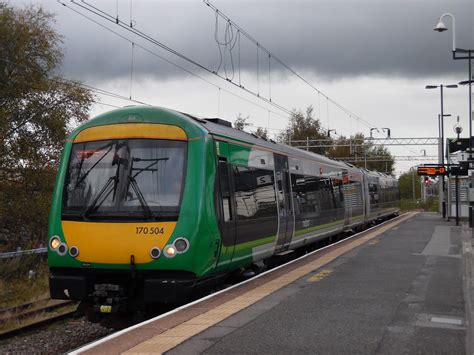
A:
400 197 439 212
0 255 50 310
0 302 77 335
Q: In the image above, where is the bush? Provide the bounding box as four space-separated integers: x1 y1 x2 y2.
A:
400 197 439 212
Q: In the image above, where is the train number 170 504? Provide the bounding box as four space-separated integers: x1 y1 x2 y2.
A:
136 226 164 235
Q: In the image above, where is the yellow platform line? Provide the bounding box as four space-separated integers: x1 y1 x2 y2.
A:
123 212 416 354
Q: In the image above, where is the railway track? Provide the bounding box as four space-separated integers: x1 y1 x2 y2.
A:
0 299 77 339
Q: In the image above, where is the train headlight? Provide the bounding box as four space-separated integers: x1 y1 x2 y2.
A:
50 236 61 250
150 247 161 259
174 238 189 253
69 246 79 258
164 245 176 258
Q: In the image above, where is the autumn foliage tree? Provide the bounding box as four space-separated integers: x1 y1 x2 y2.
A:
278 106 329 155
0 3 93 249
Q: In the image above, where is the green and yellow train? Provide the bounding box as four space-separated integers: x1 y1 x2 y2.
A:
48 106 399 316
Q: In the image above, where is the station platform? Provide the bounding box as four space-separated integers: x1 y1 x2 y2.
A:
74 212 474 354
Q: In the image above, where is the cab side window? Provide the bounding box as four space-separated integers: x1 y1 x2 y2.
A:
218 158 232 222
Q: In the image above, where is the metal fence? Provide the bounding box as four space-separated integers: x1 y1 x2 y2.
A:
0 248 47 259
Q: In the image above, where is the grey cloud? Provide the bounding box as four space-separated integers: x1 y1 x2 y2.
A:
45 0 474 83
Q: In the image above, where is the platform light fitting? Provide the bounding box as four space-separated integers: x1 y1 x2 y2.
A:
434 21 448 32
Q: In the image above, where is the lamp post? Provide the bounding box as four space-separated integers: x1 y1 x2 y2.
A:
426 84 458 218
434 13 474 225
434 13 472 158
434 13 456 51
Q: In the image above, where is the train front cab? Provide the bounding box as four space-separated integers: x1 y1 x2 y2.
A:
47 109 222 313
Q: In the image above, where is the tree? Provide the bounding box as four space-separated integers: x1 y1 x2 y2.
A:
398 168 422 200
328 133 365 160
368 144 395 173
278 106 330 155
0 3 93 249
253 127 268 140
233 113 250 131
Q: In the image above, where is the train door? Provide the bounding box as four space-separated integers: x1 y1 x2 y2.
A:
362 173 370 220
215 144 237 271
342 169 351 227
274 154 295 252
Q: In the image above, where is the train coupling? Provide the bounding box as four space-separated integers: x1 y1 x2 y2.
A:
92 283 128 314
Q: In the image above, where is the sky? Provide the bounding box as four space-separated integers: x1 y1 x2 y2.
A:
14 0 474 174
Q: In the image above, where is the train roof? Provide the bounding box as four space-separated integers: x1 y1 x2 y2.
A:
191 115 350 168
188 112 396 181
80 106 395 180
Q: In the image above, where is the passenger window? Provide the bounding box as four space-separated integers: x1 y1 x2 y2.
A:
233 166 277 220
291 174 336 213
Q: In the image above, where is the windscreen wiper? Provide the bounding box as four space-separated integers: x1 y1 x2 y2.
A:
82 154 123 219
130 157 168 179
128 175 153 220
82 176 117 219
126 156 167 220
75 142 114 188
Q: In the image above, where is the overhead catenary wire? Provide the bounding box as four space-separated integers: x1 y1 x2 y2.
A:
0 59 123 112
203 0 383 135
256 42 259 96
205 4 425 162
129 0 134 28
217 87 221 116
326 97 329 130
66 0 342 138
268 53 272 102
57 0 293 123
6 57 430 162
203 0 423 161
69 1 342 137
93 100 121 109
129 42 134 100
0 56 150 106
238 30 241 86
0 56 354 138
65 0 303 123
62 1 385 142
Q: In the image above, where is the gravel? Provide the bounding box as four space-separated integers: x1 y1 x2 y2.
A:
0 317 114 354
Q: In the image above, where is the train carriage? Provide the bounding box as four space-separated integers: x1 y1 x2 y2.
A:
47 106 400 316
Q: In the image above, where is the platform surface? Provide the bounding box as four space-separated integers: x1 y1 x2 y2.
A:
168 213 466 354
77 212 471 354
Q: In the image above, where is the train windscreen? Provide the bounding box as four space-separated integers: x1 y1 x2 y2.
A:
62 139 186 221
